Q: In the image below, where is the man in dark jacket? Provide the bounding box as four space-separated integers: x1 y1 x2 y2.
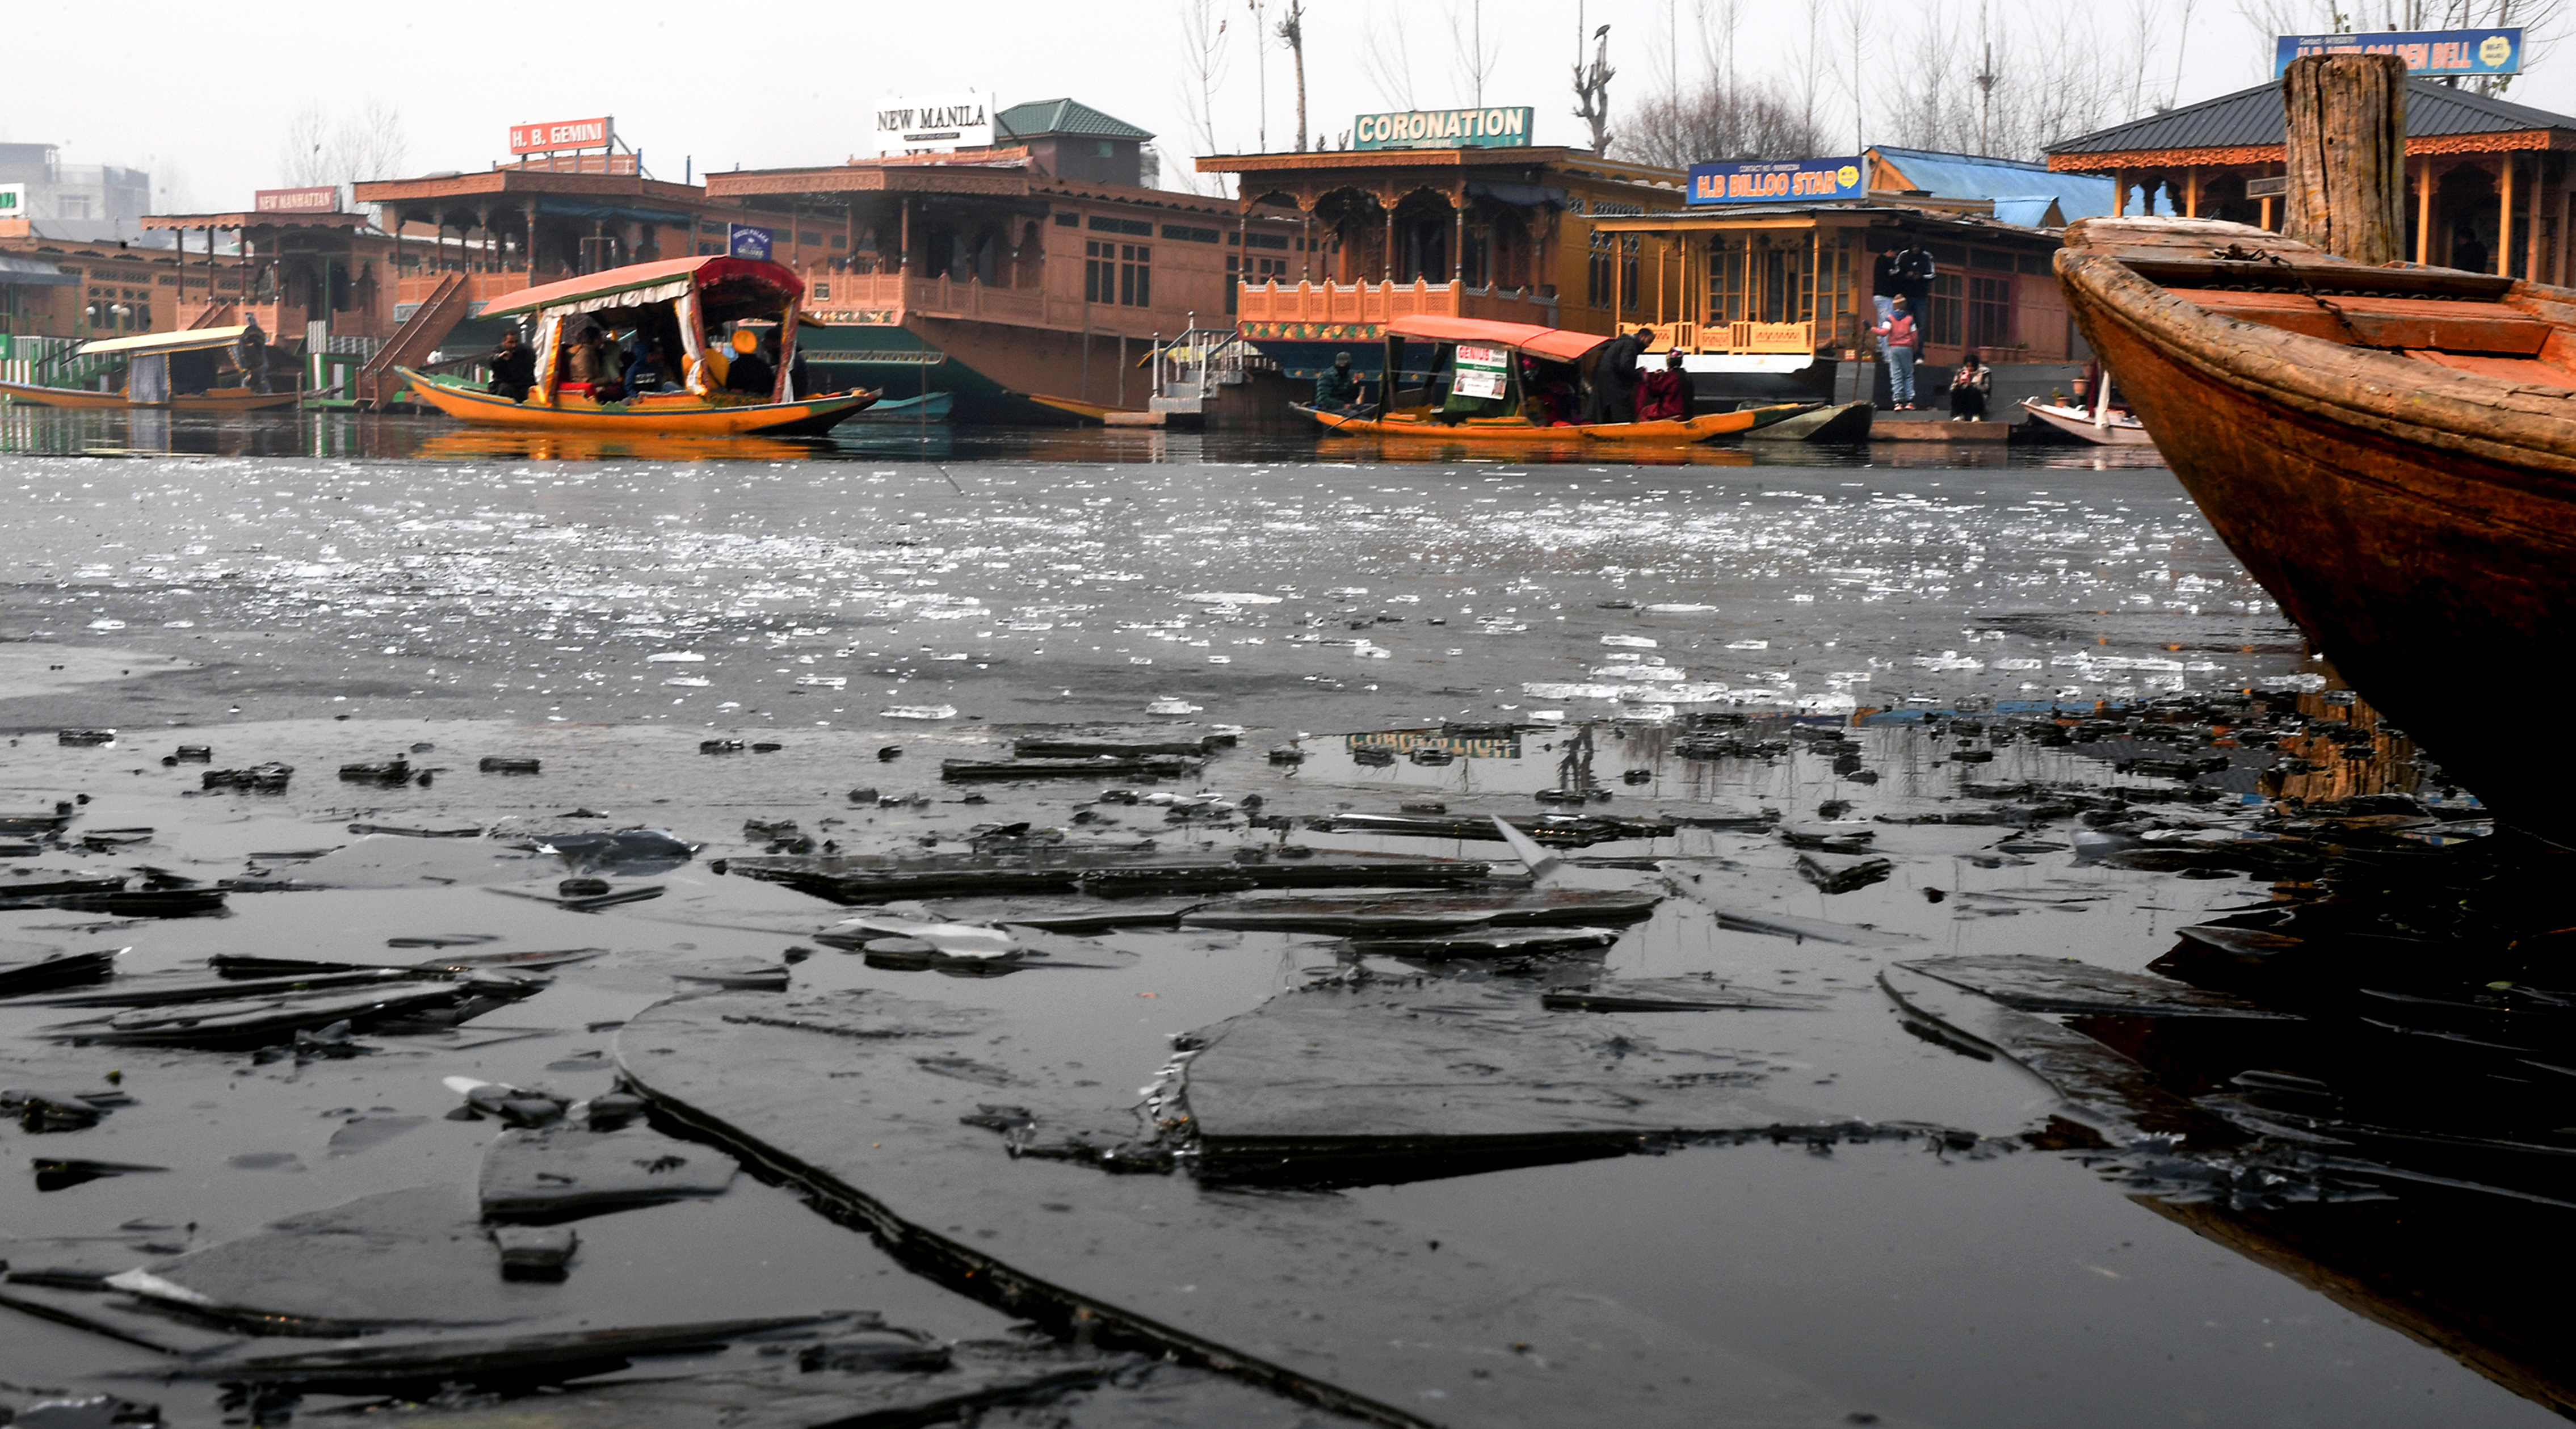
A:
1313 351 1366 413
1893 239 1936 331
488 330 537 401
1585 327 1650 424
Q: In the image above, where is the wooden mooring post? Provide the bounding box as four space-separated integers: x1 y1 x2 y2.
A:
2282 52 2407 264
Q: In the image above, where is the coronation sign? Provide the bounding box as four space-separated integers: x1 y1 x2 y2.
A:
875 94 993 154
1352 107 1533 150
510 116 613 155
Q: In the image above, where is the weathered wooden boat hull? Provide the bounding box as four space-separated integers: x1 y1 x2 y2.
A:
2056 225 2576 816
0 380 300 412
400 370 877 435
1743 400 1875 442
1299 401 1812 445
2019 398 2158 447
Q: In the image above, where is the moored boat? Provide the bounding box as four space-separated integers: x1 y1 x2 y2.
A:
401 254 877 436
0 325 299 411
2054 215 2576 816
2018 397 2156 447
1299 315 1812 445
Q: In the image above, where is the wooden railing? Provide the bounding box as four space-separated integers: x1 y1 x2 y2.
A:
1234 279 1561 328
397 271 532 310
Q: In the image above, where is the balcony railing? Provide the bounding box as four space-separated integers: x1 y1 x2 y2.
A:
396 271 532 311
1234 279 1561 329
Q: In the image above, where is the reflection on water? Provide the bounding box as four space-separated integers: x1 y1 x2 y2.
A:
0 405 2172 469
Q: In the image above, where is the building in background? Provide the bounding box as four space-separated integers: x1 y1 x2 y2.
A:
1198 110 1691 388
711 96 1294 422
0 142 160 243
2047 78 2576 279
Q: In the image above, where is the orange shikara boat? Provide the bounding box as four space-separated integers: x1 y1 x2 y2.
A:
1296 314 1813 445
2055 215 2576 817
402 255 877 436
0 325 301 411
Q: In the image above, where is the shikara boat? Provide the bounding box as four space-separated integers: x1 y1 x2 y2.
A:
0 325 299 411
400 255 876 436
2054 215 2576 816
1298 314 1812 445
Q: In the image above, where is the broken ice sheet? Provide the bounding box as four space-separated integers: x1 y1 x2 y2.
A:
1183 982 1855 1184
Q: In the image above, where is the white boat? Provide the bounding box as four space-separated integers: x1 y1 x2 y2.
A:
2019 373 2156 447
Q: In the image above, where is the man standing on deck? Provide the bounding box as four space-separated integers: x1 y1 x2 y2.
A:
1313 351 1367 414
1585 327 1650 425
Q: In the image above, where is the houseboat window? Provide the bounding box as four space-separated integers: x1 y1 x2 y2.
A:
699 220 726 236
1088 216 1153 237
1967 275 2014 351
1621 235 1640 313
1245 232 1289 250
2017 253 2048 275
800 232 823 246
1120 244 1152 306
1969 247 2016 272
1588 232 1614 309
1087 242 1153 306
1705 238 1745 326
1927 272 1963 347
1163 225 1222 243
1054 212 1079 227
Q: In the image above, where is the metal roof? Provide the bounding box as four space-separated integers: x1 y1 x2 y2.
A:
994 99 1153 144
2049 77 2576 157
1871 145 2119 220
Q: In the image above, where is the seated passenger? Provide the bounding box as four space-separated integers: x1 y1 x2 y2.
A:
1637 349 1690 422
488 330 537 401
725 330 775 396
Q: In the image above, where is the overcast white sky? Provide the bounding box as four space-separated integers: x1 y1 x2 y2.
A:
6 0 2569 211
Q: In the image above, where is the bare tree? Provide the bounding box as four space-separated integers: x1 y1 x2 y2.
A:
1360 12 1418 112
1449 0 1502 111
329 99 410 183
279 100 410 191
1175 0 1231 190
279 102 332 187
1620 77 1829 167
1277 0 1309 152
1573 22 1615 155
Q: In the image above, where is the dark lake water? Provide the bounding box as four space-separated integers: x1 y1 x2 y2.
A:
0 407 2556 1428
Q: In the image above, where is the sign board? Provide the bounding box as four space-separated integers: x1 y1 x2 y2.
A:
510 116 613 155
255 186 341 214
2274 28 2520 77
0 184 22 216
2243 175 2289 199
727 224 774 261
1352 107 1533 150
1688 157 1864 205
874 94 993 154
1453 342 1510 400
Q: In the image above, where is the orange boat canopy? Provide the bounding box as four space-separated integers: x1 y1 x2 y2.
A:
481 255 805 323
1384 315 1608 365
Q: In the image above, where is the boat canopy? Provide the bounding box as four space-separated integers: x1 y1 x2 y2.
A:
1384 315 1607 364
481 255 804 323
75 324 255 359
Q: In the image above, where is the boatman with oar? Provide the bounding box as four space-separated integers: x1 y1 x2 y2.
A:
1314 351 1367 415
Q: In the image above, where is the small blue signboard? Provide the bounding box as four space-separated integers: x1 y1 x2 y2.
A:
727 224 774 261
2274 28 2522 78
1687 157 1865 207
